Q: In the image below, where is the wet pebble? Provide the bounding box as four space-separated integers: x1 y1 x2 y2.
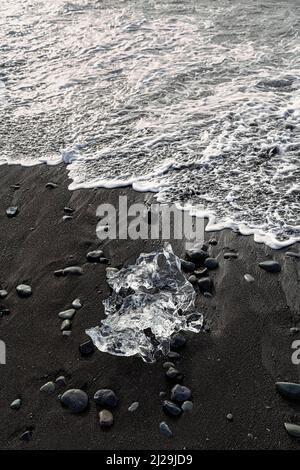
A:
171 384 192 403
165 367 184 383
40 381 55 395
64 207 74 214
62 330 72 337
259 260 281 273
188 274 197 284
163 400 182 416
128 402 139 412
226 413 233 421
58 308 76 320
198 277 212 293
159 421 173 438
99 409 114 428
63 266 83 276
284 422 300 439
180 259 196 273
20 430 33 442
60 389 89 413
170 333 186 351
159 391 167 399
194 267 208 277
0 290 8 299
167 351 181 361
94 389 118 408
62 215 73 222
6 206 18 218
290 327 300 334
286 252 300 259
16 284 32 298
79 340 95 356
209 238 218 245
186 247 209 264
86 250 104 262
204 258 219 270
162 361 175 370
181 401 193 412
61 319 72 331
244 274 255 283
45 182 58 189
10 398 21 410
224 252 238 259
72 298 82 310
276 382 300 400
55 376 67 387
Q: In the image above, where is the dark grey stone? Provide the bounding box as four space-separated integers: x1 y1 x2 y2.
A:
94 389 118 408
259 260 281 273
204 258 219 270
60 389 89 413
171 384 192 403
163 400 182 416
276 382 300 400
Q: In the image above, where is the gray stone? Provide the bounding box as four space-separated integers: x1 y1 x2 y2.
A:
162 362 175 370
63 266 83 276
60 389 89 413
224 252 238 259
40 381 55 394
159 392 167 399
6 206 18 218
79 340 95 356
180 259 196 273
94 389 118 408
276 382 300 400
16 284 32 298
61 319 72 331
198 277 212 293
64 207 74 214
72 298 82 310
182 401 193 412
99 409 114 428
290 327 300 334
171 384 192 403
284 422 300 439
62 330 72 336
188 274 197 284
10 398 21 410
128 402 139 412
244 273 255 283
62 215 73 221
167 351 181 361
55 376 67 387
165 367 184 383
204 258 219 270
226 413 233 421
186 247 209 264
194 267 208 277
0 290 8 298
58 309 76 320
45 182 58 189
86 250 104 262
259 260 281 273
163 400 182 416
209 238 218 245
286 252 300 259
159 421 173 438
20 430 32 442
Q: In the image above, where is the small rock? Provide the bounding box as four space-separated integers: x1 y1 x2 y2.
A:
165 367 184 383
64 207 74 214
188 274 197 284
99 409 114 428
128 402 139 412
72 298 82 310
224 252 238 259
54 269 65 277
180 259 196 273
244 274 255 283
186 246 209 264
162 361 175 370
46 182 58 189
226 413 233 421
159 391 167 399
58 309 76 320
276 382 300 400
60 389 89 413
167 351 181 361
6 206 18 218
203 292 213 298
63 266 83 276
259 260 281 273
10 399 21 410
170 333 186 351
99 257 109 264
209 238 218 245
61 319 72 331
204 258 219 270
171 384 192 403
286 252 300 259
55 376 67 386
182 401 193 412
159 421 173 438
290 327 300 334
20 430 32 442
284 422 300 439
40 381 55 394
62 215 73 221
163 400 182 416
198 277 212 293
194 267 208 277
16 284 32 298
94 389 118 408
0 290 8 298
62 330 72 336
79 340 95 356
86 250 104 262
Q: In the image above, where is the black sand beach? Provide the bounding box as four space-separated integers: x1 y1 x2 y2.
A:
0 164 299 450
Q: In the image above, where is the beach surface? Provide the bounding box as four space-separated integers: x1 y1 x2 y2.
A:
0 164 299 450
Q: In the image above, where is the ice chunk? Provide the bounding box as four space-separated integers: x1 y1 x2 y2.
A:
86 244 203 362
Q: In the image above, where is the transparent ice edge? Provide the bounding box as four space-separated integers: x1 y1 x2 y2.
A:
86 244 203 363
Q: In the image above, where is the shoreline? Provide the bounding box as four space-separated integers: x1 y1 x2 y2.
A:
0 163 299 450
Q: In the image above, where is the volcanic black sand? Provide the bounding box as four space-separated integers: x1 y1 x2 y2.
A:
0 163 299 450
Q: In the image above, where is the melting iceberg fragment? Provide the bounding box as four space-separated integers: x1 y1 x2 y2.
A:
86 244 203 362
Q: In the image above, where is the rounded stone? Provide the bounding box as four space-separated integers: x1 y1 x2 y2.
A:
182 400 193 412
94 389 118 408
188 274 197 284
0 290 8 299
58 309 76 320
162 361 175 370
244 273 255 283
40 381 55 395
79 340 95 356
165 367 184 383
60 389 89 413
86 250 104 262
10 398 21 410
99 409 114 428
276 382 300 400
128 402 139 412
163 400 182 416
198 277 212 293
171 384 192 403
226 413 233 421
159 421 173 438
259 260 281 273
6 206 18 218
72 298 82 310
204 258 219 270
16 284 32 298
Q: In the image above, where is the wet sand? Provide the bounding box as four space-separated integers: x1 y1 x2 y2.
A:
0 163 299 450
